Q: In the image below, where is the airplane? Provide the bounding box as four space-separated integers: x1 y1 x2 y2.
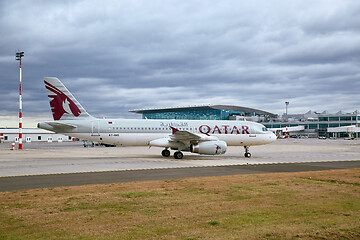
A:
38 77 276 159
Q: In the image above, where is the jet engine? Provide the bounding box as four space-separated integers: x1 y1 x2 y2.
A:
190 141 227 155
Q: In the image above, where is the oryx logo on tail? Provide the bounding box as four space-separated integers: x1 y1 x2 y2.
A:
45 80 81 120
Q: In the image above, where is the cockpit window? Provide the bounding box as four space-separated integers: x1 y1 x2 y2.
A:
262 127 268 132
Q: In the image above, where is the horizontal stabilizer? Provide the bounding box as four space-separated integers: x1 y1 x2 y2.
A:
45 122 77 129
37 121 77 133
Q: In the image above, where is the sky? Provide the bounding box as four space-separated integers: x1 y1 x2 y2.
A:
1 0 360 128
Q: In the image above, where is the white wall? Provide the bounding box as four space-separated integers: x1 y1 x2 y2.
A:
1 133 73 143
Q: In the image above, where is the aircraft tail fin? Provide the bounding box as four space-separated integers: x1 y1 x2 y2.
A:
44 77 93 120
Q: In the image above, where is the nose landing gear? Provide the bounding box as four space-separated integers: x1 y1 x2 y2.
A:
244 146 251 158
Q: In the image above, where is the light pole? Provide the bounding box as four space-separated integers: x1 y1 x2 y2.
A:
285 101 289 138
16 51 24 150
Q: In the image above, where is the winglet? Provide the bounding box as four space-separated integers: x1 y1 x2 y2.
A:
170 126 179 134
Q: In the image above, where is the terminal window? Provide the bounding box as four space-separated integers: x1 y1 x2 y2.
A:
340 116 352 121
329 117 339 121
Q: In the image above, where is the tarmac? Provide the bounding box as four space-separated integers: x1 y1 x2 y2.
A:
0 138 359 191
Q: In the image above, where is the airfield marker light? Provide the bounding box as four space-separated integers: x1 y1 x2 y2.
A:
15 51 24 150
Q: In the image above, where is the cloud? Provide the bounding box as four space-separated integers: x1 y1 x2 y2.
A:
271 32 360 65
0 0 360 127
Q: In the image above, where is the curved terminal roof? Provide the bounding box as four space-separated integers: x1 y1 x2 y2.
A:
129 104 276 116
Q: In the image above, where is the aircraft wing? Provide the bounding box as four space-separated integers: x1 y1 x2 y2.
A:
149 127 219 149
169 127 202 142
169 126 218 143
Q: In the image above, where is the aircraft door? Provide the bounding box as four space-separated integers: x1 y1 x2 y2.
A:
249 123 256 137
91 121 100 136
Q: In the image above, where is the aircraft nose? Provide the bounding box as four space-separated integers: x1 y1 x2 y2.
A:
271 133 277 141
268 132 277 143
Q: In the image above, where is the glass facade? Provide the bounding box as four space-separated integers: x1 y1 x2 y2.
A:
143 109 248 120
319 124 328 129
340 116 352 121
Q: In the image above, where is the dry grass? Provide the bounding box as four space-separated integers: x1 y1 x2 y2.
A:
1 169 360 239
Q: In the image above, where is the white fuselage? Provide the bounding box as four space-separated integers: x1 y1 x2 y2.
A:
39 118 276 147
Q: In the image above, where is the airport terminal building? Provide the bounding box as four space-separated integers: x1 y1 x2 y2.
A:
264 110 360 138
130 105 276 121
130 105 360 138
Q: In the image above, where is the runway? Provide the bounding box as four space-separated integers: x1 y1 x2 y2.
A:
0 139 360 191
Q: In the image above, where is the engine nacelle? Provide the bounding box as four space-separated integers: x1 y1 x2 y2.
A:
190 141 227 155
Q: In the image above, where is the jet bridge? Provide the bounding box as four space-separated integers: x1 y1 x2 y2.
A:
269 125 305 138
327 125 360 139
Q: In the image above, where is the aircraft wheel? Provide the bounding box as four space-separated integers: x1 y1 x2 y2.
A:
244 152 251 158
161 149 171 157
174 151 183 159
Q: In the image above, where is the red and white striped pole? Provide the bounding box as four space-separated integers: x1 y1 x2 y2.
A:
16 51 24 150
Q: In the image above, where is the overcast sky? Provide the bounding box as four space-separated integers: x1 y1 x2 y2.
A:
1 0 360 127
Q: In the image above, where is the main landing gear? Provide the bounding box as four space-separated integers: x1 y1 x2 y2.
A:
161 149 184 159
244 146 251 158
161 149 171 157
173 151 183 159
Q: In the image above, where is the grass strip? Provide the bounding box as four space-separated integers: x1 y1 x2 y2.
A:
0 168 359 239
